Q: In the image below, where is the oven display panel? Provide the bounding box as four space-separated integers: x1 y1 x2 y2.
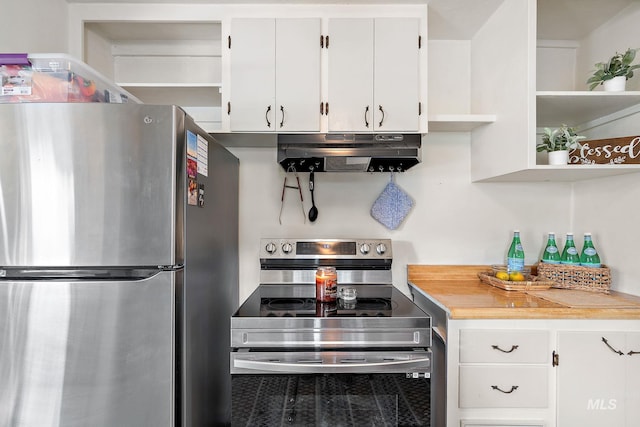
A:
296 241 356 256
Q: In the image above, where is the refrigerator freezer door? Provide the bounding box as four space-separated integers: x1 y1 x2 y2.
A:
0 103 181 267
0 271 174 427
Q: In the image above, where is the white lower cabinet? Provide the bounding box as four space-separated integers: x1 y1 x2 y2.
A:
456 329 550 426
409 281 640 427
441 321 640 427
556 331 640 427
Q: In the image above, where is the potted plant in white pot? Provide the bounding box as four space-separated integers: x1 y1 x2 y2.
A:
536 124 586 165
587 48 640 91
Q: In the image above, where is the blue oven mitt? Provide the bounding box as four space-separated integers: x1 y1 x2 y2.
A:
370 173 414 230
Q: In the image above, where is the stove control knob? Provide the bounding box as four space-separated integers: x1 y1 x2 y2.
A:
265 242 277 254
281 242 293 254
359 243 371 255
376 243 387 255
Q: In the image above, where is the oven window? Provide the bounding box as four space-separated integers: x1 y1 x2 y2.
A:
232 374 430 426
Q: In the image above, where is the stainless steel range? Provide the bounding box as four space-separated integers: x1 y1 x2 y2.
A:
231 238 431 427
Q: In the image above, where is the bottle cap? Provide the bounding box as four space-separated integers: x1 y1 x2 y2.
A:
584 232 592 236
566 232 574 236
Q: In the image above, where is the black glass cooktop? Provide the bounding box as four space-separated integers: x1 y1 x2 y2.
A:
233 285 427 319
259 297 392 317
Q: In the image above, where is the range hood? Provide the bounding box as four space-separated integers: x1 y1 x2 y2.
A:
277 133 422 172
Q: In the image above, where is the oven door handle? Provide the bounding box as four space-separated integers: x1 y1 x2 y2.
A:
232 354 431 375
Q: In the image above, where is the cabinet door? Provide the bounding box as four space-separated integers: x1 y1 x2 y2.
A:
327 18 374 132
626 333 640 423
557 332 626 427
230 19 276 131
374 18 420 132
275 18 321 132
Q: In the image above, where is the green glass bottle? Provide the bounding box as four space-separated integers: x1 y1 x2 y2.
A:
507 230 525 273
580 232 601 268
560 232 580 265
541 232 561 264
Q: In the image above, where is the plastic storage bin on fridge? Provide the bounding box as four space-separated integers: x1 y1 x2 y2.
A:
0 53 141 104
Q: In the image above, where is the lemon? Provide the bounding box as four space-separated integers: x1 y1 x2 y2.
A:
495 271 509 281
509 272 525 282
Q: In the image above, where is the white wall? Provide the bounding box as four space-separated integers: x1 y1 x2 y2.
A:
228 133 573 302
575 2 640 92
0 0 68 53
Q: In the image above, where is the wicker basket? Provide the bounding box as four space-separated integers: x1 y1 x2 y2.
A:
478 271 554 291
536 263 611 294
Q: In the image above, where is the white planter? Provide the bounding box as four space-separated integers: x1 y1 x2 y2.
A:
603 76 626 92
548 150 569 165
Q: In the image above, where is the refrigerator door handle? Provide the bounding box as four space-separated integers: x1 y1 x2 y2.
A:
158 264 184 271
0 267 167 281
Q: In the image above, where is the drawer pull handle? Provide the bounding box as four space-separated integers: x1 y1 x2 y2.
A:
491 385 518 394
491 344 519 353
265 105 272 128
602 337 624 355
280 105 285 128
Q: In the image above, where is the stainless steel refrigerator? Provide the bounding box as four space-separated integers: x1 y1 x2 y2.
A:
0 103 239 426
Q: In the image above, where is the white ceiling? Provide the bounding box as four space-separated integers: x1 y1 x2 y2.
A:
68 0 637 40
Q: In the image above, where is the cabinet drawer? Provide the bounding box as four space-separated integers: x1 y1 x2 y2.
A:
460 330 549 363
459 365 548 408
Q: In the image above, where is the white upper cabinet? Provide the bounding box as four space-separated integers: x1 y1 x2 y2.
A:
328 18 420 133
374 18 421 132
327 19 373 132
68 4 428 136
229 19 276 132
230 18 321 132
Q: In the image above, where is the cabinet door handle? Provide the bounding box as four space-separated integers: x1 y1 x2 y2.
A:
265 105 272 128
364 105 370 128
602 337 624 355
280 105 285 128
491 344 519 353
491 385 518 394
378 105 385 127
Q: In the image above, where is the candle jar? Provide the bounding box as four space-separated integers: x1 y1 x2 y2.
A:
315 266 337 302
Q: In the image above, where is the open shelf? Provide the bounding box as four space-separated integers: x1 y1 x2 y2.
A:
537 91 640 128
428 114 496 132
475 164 640 182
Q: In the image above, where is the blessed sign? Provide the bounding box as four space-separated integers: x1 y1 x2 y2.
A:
569 135 640 165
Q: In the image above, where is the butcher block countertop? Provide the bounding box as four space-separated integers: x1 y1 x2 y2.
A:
407 265 640 319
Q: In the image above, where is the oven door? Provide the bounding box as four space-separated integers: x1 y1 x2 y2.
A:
231 350 430 426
